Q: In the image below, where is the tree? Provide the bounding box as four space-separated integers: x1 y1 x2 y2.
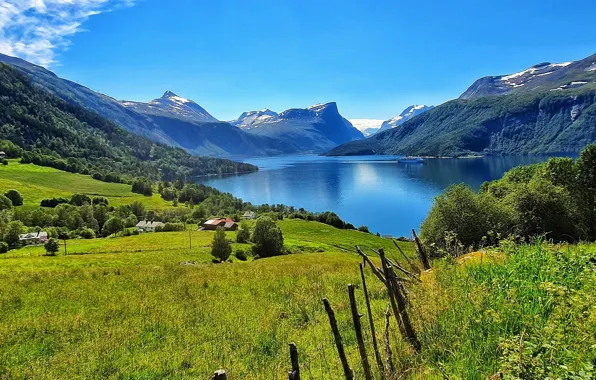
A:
211 227 231 262
4 220 25 247
236 221 250 243
70 193 91 206
131 177 153 196
4 189 23 206
251 216 284 257
44 238 60 256
102 216 124 236
0 194 12 211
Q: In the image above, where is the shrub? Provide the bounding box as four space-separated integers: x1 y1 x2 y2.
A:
4 220 25 247
4 189 23 206
0 242 8 254
40 197 69 208
358 225 370 233
92 197 109 206
79 228 96 239
162 222 185 232
0 194 12 210
236 221 251 243
70 193 91 206
421 184 514 253
44 238 60 256
251 216 284 257
235 247 248 261
211 227 231 262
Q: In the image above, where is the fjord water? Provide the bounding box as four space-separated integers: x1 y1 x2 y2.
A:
197 155 566 237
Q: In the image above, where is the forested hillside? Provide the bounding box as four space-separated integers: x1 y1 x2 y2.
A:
327 85 596 157
0 63 256 181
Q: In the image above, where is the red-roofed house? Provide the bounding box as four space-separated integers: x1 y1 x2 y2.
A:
200 218 238 231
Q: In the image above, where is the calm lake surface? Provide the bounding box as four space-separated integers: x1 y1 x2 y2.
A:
197 155 569 237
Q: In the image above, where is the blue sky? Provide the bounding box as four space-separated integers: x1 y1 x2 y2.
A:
1 0 596 121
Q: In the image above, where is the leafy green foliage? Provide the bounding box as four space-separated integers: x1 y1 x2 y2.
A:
44 238 59 256
102 217 124 236
252 216 284 257
0 194 12 210
131 178 153 196
422 144 596 251
236 221 250 243
211 227 231 262
4 189 23 206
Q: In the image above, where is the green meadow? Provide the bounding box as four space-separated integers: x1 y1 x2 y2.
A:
0 163 594 379
0 160 168 209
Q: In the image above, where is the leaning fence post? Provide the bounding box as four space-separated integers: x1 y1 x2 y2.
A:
360 263 385 378
380 249 421 352
212 370 227 380
322 298 354 380
383 305 395 377
412 229 431 270
288 342 300 380
348 284 373 380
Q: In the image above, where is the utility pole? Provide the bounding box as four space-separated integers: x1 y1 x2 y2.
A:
63 239 67 255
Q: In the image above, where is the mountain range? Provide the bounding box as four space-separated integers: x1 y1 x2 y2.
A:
328 53 596 157
0 53 363 158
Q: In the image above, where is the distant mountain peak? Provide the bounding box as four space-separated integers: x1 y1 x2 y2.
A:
122 91 218 123
162 90 178 98
378 105 434 132
231 108 279 129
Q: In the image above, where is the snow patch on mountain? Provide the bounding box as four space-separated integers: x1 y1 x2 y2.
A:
379 105 434 132
121 91 218 123
230 109 279 129
499 62 572 89
350 119 384 136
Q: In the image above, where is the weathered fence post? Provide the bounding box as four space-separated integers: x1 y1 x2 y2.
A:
379 249 421 352
288 342 300 380
359 263 385 378
412 229 431 270
348 284 373 380
383 305 395 377
212 370 227 380
322 298 354 380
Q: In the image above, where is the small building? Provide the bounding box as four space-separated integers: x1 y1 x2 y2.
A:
200 218 238 231
19 231 48 244
0 151 5 158
242 211 256 220
382 235 394 240
136 220 165 233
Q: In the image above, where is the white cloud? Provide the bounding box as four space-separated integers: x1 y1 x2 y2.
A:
0 0 137 67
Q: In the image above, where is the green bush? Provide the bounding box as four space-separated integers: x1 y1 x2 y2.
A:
162 222 185 232
358 225 370 233
211 227 231 262
0 194 13 210
44 238 60 256
235 247 249 261
236 221 250 243
251 216 284 258
102 217 124 236
4 189 23 206
0 242 8 253
79 228 96 239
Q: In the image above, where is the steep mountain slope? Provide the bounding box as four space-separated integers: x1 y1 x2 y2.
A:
461 53 596 99
378 105 434 132
121 91 218 123
328 52 596 157
241 102 364 152
327 85 596 157
230 109 278 129
0 53 176 146
0 63 257 181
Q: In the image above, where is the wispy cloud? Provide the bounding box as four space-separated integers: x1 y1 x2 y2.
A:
0 0 137 67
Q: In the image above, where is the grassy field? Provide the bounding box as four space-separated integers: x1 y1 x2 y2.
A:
0 160 169 208
1 217 594 378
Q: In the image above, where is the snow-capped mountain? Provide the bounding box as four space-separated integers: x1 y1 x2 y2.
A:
230 109 279 129
378 105 434 132
121 91 218 123
349 119 384 136
460 56 596 99
242 102 364 152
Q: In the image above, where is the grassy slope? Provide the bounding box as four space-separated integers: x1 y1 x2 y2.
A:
0 220 594 378
0 160 168 208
